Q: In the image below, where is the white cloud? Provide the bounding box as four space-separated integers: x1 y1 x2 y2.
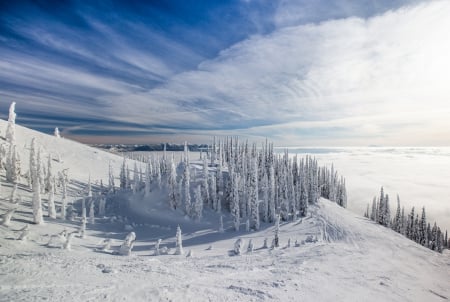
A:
111 0 449 145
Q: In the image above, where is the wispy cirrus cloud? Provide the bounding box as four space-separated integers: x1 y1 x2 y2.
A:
1 0 449 145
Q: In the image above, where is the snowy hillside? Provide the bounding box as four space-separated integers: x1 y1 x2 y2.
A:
0 119 449 302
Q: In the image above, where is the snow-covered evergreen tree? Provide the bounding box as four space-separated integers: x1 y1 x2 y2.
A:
32 173 44 224
231 173 240 231
192 185 203 220
219 215 224 233
250 157 259 230
54 127 60 138
5 102 16 145
47 177 56 219
274 214 280 248
175 225 184 255
89 200 95 224
168 156 177 210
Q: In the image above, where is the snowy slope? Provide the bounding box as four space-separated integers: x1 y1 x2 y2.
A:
0 121 449 302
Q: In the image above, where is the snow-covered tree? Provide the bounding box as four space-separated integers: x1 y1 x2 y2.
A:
5 144 20 183
89 200 95 224
249 157 259 230
219 215 224 233
274 214 280 248
54 127 60 138
175 225 184 255
192 185 203 220
5 102 16 145
234 238 244 255
231 173 240 231
47 177 56 219
247 239 254 253
168 156 177 210
32 174 44 224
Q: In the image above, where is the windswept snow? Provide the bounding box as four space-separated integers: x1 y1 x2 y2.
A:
0 120 449 301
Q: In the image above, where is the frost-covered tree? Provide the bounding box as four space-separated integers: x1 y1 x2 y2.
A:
5 102 16 145
192 185 203 220
202 159 210 207
79 216 86 239
54 127 60 138
247 239 254 253
175 225 184 255
249 157 259 230
274 214 280 248
231 173 240 231
5 144 20 183
234 238 244 255
219 215 224 233
144 162 151 197
89 200 95 224
32 174 44 225
167 156 178 210
99 197 106 217
419 207 427 247
43 154 53 190
384 194 391 228
47 177 56 219
133 162 139 194
268 165 276 223
63 232 76 250
120 157 127 190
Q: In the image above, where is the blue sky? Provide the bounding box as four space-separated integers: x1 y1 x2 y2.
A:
1 0 449 145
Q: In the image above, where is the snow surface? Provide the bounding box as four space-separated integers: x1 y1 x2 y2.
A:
0 121 449 301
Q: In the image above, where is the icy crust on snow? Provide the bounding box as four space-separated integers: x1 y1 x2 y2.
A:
1 198 449 302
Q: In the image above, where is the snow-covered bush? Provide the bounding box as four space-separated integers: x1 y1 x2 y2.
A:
234 238 244 255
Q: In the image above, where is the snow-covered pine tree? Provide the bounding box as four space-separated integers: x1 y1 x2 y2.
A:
183 155 191 216
47 177 56 219
231 173 240 231
192 185 203 220
32 172 44 225
261 172 269 222
5 102 16 145
175 225 184 255
234 238 244 255
384 194 391 228
168 156 177 210
99 197 106 217
274 214 280 248
219 215 224 233
250 157 259 230
120 157 127 190
45 155 53 193
406 207 415 240
144 162 151 197
5 144 20 183
89 200 95 224
54 127 60 138
393 195 401 232
268 165 276 223
133 162 139 194
419 207 427 247
377 187 385 225
202 159 210 208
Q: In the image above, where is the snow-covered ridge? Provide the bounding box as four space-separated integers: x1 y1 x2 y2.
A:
0 113 449 301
